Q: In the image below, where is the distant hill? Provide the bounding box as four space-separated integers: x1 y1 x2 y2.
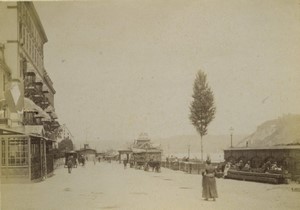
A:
237 114 300 147
153 134 247 155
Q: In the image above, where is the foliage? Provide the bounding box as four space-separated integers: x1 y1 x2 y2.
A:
52 148 64 159
190 70 216 137
58 136 74 152
189 70 216 160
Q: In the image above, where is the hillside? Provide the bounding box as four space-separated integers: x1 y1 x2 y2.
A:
237 114 300 147
154 134 247 155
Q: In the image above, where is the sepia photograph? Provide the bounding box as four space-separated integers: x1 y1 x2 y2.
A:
0 0 300 209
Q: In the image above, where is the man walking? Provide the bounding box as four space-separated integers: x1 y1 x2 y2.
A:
67 155 73 174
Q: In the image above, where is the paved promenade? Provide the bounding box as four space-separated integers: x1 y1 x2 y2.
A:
1 161 299 210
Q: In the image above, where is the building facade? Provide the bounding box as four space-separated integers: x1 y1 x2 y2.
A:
56 124 74 147
0 2 59 182
224 146 300 181
77 144 97 161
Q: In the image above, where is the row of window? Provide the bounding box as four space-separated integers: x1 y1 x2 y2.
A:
19 3 43 51
19 4 44 72
2 139 28 166
1 138 46 166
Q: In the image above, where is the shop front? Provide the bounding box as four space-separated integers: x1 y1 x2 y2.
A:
1 127 53 182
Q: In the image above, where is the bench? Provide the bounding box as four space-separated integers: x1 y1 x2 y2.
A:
225 169 289 184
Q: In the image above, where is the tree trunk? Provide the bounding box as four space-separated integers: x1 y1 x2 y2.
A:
200 135 203 162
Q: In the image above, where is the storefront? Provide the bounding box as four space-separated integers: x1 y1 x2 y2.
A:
1 127 53 182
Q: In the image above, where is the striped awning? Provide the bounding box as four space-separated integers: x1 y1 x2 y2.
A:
24 98 51 121
25 125 45 137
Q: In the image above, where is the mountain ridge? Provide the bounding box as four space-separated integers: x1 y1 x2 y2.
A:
237 114 300 147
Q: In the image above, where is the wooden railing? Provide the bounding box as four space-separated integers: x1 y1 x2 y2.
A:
161 161 207 174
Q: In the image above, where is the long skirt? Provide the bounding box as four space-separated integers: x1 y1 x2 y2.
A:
202 175 218 199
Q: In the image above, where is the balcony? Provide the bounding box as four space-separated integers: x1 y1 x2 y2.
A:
24 73 45 104
24 82 36 99
40 97 49 110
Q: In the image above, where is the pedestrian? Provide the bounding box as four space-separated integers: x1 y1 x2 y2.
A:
223 162 231 178
82 156 85 166
243 161 251 171
67 155 73 174
202 158 218 201
123 159 127 169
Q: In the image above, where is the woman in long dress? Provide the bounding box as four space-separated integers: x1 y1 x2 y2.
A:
202 159 218 201
223 162 231 178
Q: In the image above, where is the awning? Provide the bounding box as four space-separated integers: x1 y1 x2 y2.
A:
42 86 49 93
118 149 132 153
131 148 146 153
44 105 58 119
24 98 51 121
50 112 58 119
45 105 54 112
0 127 25 135
50 120 60 128
25 125 45 137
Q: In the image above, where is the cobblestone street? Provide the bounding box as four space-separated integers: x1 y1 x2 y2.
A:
1 161 300 210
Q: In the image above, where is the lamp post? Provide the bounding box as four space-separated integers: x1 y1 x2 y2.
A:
229 127 234 148
188 144 190 159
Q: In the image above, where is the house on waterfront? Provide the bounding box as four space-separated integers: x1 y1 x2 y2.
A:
118 133 162 164
224 115 300 181
0 2 60 182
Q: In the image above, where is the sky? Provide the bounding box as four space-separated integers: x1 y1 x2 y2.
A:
33 0 300 148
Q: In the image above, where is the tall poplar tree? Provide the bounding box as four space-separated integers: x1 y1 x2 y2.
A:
189 70 216 162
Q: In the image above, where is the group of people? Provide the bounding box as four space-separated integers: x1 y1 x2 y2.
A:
224 160 251 171
262 160 283 172
222 159 285 178
66 155 101 174
78 155 86 166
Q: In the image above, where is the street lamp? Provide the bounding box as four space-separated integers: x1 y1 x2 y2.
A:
229 127 234 148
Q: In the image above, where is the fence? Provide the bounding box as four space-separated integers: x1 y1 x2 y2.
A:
161 161 211 174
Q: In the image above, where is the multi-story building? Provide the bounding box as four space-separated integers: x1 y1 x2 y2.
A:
77 144 97 162
0 2 60 182
57 124 74 142
55 124 74 149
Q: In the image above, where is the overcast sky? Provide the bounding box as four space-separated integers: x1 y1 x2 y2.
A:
34 0 300 147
